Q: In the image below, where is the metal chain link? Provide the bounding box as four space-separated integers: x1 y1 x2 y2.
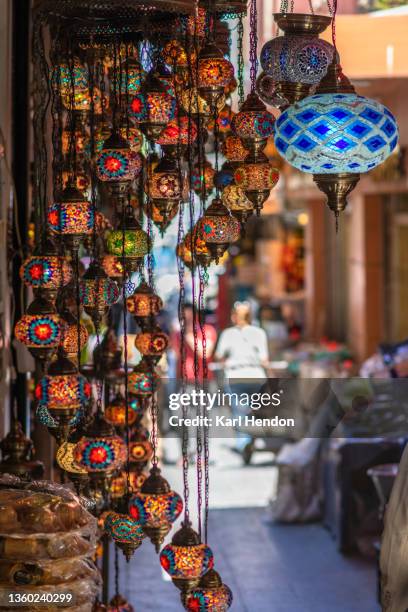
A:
249 0 258 93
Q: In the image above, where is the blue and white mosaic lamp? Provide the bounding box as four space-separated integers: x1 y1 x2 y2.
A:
274 63 399 217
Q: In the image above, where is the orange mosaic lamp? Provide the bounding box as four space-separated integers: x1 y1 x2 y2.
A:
135 325 169 364
126 281 163 329
197 198 241 264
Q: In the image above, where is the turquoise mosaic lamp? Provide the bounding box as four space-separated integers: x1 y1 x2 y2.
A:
274 63 398 219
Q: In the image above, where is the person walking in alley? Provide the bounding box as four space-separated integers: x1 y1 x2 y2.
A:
215 301 270 459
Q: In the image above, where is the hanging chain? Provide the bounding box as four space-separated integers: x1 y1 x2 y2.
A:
237 15 245 107
249 0 258 93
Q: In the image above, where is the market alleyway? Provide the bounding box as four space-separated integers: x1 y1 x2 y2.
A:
112 438 379 612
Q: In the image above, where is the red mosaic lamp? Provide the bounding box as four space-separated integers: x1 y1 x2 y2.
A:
148 154 184 224
160 522 214 594
234 153 279 216
20 236 72 302
198 42 234 107
128 465 183 552
138 72 177 142
135 324 169 364
126 281 163 329
15 296 63 367
231 92 275 157
183 569 233 612
79 261 120 323
197 198 241 264
96 132 135 201
47 182 94 252
157 116 198 158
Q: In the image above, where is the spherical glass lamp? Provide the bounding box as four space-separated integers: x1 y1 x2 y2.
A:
232 92 275 156
126 281 163 329
133 72 177 141
197 198 241 263
47 183 94 252
160 522 214 594
79 262 120 322
35 352 91 432
15 296 63 366
96 132 135 200
191 160 215 197
148 155 184 222
273 64 399 215
60 310 89 361
234 154 280 215
129 466 183 551
20 237 72 301
157 116 198 158
135 326 169 364
222 184 254 225
104 511 144 561
74 411 127 476
260 13 335 107
128 358 156 398
184 569 233 612
106 210 149 273
105 393 140 428
198 42 234 107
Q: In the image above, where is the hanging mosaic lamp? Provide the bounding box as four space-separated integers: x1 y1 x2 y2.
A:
60 309 89 361
105 392 140 428
183 569 233 612
79 261 120 322
273 62 399 219
96 132 135 200
160 522 214 594
162 39 196 91
146 200 179 236
106 209 149 273
128 358 156 399
52 57 88 96
119 56 145 95
56 440 89 494
234 152 280 215
259 13 336 109
137 71 177 142
111 467 148 501
20 236 72 302
47 182 94 252
126 281 163 329
104 511 144 561
222 184 254 225
221 135 248 165
74 409 127 498
35 351 91 438
15 296 63 367
157 116 198 159
107 593 135 612
197 198 241 264
129 466 183 552
197 42 234 107
191 160 215 197
231 92 275 157
180 87 226 125
129 426 154 467
148 154 184 223
135 325 169 364
119 126 144 155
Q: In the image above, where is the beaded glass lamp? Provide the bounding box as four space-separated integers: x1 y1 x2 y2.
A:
148 155 184 222
48 183 94 251
20 237 72 301
198 42 234 106
135 326 169 364
79 262 120 322
197 198 241 263
129 466 183 551
273 62 399 217
104 511 144 561
15 297 63 366
160 522 214 594
126 281 163 329
106 210 149 273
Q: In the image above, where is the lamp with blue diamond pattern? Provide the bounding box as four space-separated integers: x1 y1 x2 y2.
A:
274 62 398 219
